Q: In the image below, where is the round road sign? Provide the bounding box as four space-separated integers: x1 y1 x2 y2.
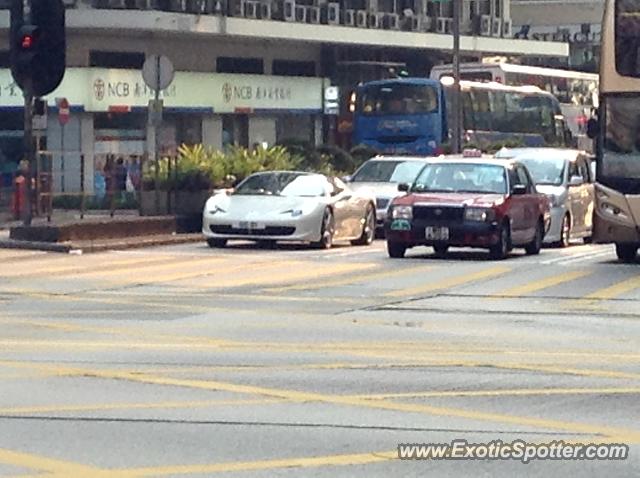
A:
142 55 175 92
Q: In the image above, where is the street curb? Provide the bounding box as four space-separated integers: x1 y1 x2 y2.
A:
0 234 203 254
0 239 73 253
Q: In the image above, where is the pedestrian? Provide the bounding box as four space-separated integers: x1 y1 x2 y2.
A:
115 157 127 201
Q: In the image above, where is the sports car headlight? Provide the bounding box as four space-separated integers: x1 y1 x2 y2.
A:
390 205 412 220
281 209 304 217
464 207 495 222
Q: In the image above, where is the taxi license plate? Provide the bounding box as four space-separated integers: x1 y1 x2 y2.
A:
425 226 449 241
236 221 265 230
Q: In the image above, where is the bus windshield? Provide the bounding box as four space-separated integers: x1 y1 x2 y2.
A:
603 95 640 179
360 83 438 116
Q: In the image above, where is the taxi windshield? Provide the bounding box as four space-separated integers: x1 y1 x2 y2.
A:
412 163 507 194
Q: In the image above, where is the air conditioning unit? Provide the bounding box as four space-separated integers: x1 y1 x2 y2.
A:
308 6 320 24
368 12 379 28
502 19 512 38
356 10 368 28
232 0 245 16
480 14 491 36
344 9 356 27
383 13 399 30
108 0 127 8
437 17 452 34
327 3 340 25
245 0 258 18
284 0 296 21
492 17 502 37
295 4 306 22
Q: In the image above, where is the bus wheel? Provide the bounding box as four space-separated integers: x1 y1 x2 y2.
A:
615 243 638 262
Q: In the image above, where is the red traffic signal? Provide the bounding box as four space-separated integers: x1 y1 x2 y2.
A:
21 35 33 49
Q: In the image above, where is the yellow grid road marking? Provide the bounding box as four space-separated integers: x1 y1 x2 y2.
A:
264 264 433 293
496 269 592 297
584 276 640 300
115 450 397 477
0 398 285 415
0 448 106 477
351 387 640 400
385 266 510 298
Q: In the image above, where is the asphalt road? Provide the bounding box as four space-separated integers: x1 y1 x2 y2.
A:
0 239 639 477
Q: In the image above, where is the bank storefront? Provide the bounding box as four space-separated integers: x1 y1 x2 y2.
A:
0 68 325 194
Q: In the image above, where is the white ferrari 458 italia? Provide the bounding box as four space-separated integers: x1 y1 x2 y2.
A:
202 171 376 249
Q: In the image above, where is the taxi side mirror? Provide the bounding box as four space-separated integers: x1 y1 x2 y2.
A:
398 183 410 192
586 118 598 139
512 184 527 196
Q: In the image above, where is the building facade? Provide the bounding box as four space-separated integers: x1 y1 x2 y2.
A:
0 1 568 194
511 0 604 71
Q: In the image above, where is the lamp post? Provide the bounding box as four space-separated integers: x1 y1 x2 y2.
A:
451 0 462 154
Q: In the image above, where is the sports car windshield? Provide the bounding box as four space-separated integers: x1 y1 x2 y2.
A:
352 160 426 183
517 157 566 185
234 172 328 197
413 163 507 194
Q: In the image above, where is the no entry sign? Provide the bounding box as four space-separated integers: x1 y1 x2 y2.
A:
57 97 70 125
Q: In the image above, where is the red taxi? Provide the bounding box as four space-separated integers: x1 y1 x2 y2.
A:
385 152 550 259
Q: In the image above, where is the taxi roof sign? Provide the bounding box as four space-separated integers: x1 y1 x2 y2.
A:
462 148 483 158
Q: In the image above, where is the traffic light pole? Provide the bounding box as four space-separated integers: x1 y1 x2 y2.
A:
23 78 33 226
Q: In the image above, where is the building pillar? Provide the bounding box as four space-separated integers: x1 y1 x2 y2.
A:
202 116 223 150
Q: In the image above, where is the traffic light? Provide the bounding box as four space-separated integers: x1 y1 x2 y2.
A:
10 0 66 97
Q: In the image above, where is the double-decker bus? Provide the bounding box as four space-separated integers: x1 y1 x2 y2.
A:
430 62 599 149
588 0 640 261
351 77 570 155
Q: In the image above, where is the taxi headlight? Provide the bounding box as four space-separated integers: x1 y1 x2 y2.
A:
390 205 412 220
464 207 495 222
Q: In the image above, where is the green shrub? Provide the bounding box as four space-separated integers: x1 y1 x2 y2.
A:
349 144 379 168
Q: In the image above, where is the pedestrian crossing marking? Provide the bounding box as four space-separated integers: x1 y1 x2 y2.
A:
497 270 593 297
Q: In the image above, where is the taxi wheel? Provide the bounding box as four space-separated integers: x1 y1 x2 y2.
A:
525 220 544 255
489 222 510 260
433 244 449 257
312 209 335 249
207 238 227 248
615 243 638 262
387 241 406 258
352 204 375 246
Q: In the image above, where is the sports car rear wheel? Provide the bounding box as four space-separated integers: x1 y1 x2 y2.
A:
352 204 375 246
312 209 335 249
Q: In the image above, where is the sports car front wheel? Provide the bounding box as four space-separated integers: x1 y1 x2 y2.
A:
207 238 227 248
312 208 335 249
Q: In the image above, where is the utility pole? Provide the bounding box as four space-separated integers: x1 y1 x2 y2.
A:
451 0 462 154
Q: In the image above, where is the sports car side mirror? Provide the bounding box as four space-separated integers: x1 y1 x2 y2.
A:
398 183 410 192
342 175 352 183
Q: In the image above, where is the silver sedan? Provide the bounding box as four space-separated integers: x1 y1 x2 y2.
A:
496 148 595 246
202 171 376 249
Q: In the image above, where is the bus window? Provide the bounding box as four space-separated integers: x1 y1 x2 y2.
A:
489 90 508 131
471 89 492 131
615 0 640 77
462 91 474 130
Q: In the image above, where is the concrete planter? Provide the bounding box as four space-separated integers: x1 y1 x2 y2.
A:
139 191 169 216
